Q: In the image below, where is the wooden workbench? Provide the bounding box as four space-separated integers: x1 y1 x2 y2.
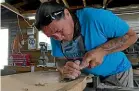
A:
1 71 89 91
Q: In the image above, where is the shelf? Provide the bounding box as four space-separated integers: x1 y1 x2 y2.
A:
7 66 57 73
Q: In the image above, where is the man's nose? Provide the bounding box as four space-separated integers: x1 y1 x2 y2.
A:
45 32 51 37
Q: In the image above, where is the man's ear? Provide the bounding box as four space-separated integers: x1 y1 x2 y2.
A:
64 9 70 19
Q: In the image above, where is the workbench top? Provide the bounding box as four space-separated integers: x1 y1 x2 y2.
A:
1 71 88 91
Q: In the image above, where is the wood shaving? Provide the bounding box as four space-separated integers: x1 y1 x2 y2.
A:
35 83 47 86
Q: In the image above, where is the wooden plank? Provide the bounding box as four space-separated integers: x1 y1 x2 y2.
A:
57 76 87 91
1 71 88 91
1 2 25 18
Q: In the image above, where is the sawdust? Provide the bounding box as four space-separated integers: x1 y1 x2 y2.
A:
34 83 47 86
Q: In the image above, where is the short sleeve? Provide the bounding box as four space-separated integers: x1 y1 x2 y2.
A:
50 38 64 57
97 10 129 38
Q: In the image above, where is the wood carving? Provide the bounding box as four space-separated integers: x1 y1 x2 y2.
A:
1 71 88 91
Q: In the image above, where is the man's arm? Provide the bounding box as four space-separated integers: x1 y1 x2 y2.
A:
99 29 138 55
81 29 138 68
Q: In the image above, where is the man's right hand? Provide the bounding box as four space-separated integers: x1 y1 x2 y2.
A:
62 60 81 79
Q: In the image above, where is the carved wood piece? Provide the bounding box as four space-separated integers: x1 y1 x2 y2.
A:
1 71 88 91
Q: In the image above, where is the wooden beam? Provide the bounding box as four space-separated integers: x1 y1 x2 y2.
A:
56 0 60 3
106 0 113 7
13 2 25 8
70 6 84 10
21 6 84 15
62 0 69 8
82 0 86 7
103 0 108 8
103 0 113 8
13 2 26 12
1 2 26 18
21 10 36 14
21 5 139 15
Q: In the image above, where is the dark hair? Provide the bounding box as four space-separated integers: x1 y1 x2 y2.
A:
35 1 67 30
35 1 81 40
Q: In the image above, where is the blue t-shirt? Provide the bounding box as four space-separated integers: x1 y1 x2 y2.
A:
51 8 131 77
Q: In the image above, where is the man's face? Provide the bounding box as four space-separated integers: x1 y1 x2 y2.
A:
42 9 74 41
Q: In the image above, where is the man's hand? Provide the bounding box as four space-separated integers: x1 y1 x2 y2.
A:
81 29 137 69
81 48 107 68
62 60 81 79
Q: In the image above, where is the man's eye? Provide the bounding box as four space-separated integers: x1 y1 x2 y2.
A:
55 30 61 33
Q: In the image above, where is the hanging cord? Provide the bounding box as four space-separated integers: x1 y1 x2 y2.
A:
23 17 32 27
22 15 38 34
16 15 24 54
17 15 24 41
12 15 36 54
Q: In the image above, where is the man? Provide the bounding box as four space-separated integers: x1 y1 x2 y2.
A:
35 1 137 87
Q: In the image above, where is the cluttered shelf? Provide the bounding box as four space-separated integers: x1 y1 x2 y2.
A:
9 49 52 52
6 66 57 73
